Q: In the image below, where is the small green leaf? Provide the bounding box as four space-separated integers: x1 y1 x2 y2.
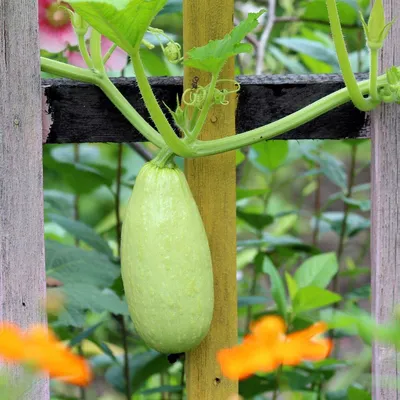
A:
237 248 258 270
158 0 181 15
285 272 298 301
293 287 341 314
348 386 371 400
238 296 269 307
184 11 265 73
294 253 338 289
237 209 274 230
319 153 347 190
67 0 167 54
69 321 103 347
236 150 245 165
262 255 287 320
311 212 370 238
236 188 268 200
251 140 289 170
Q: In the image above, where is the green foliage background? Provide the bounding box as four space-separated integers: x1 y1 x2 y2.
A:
44 0 376 398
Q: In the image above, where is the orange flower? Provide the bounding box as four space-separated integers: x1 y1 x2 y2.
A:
282 322 332 366
0 323 92 386
217 316 332 380
217 316 285 380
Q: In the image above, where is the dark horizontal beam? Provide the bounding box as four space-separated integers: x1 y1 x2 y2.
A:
42 73 370 144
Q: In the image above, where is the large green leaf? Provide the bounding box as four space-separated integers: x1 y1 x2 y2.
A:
57 283 129 327
239 375 276 397
275 38 339 67
68 0 167 54
50 214 113 258
45 240 119 287
293 287 341 314
269 45 308 74
140 386 184 395
238 233 319 254
64 284 128 314
105 351 170 393
303 0 358 26
294 253 338 289
184 11 264 73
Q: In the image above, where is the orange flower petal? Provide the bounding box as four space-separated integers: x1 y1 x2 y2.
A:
24 326 92 386
0 323 25 361
250 316 286 345
286 322 328 341
282 322 332 365
217 341 280 380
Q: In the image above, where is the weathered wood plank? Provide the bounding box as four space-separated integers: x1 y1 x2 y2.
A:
183 0 238 398
0 1 48 398
42 74 370 144
371 0 400 397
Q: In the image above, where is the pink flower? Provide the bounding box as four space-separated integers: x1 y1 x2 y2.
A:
39 0 78 53
65 37 128 72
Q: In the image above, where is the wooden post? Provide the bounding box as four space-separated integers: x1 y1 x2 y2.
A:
371 0 400 397
0 1 48 398
184 1 238 399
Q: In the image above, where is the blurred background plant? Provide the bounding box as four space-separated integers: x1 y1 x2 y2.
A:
38 0 381 399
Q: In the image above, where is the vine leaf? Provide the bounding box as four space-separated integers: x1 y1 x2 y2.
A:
184 10 265 73
67 0 167 54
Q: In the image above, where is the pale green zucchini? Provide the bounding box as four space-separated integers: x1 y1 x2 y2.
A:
121 161 214 353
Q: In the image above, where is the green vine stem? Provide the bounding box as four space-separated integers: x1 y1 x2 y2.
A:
41 57 165 149
325 0 377 111
104 43 118 65
41 56 394 159
369 49 380 102
90 29 106 75
41 56 98 83
152 146 176 168
130 52 193 157
78 34 94 70
190 73 388 157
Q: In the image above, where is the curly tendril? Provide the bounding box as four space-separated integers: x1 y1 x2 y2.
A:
182 79 240 109
147 27 183 64
182 86 208 109
213 79 241 105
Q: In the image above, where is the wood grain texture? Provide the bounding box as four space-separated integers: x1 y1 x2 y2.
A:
371 0 400 398
183 0 238 399
0 1 48 398
42 74 370 144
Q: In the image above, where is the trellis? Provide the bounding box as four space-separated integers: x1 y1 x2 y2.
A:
0 0 399 399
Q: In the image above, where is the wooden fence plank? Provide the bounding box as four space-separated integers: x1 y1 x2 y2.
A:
0 1 48 398
371 0 400 397
183 0 238 399
42 74 370 144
